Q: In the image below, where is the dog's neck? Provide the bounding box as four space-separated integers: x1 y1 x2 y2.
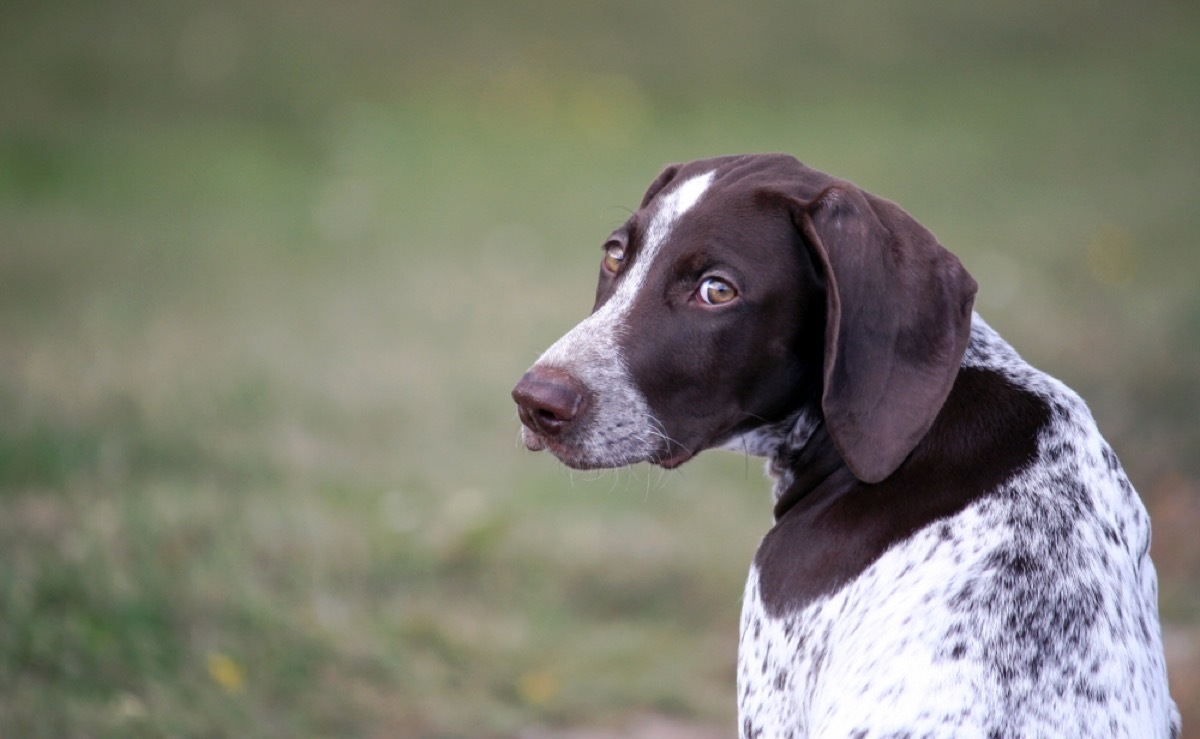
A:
751 406 845 519
769 419 847 520
761 317 1019 520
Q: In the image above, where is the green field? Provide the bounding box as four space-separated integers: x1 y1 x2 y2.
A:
2 2 1198 736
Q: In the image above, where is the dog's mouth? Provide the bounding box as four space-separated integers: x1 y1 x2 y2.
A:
521 430 548 453
654 447 694 469
519 427 603 470
519 426 693 471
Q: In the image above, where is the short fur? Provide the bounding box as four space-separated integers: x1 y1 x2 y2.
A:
512 154 1178 738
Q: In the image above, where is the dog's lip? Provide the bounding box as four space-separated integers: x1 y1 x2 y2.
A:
520 427 547 452
520 427 685 471
530 438 604 470
655 448 694 469
520 428 594 468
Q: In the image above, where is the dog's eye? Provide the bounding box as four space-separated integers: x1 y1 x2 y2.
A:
698 277 737 306
603 243 626 273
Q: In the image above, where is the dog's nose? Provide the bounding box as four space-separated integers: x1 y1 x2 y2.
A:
512 367 590 438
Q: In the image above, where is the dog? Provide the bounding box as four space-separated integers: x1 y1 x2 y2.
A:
511 154 1179 738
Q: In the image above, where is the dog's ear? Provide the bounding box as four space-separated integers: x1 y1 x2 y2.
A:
797 184 977 483
639 164 681 208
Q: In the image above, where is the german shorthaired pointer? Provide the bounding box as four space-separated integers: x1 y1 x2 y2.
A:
511 154 1179 738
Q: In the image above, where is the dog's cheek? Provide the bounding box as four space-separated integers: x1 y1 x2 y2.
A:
623 324 720 412
722 312 815 423
652 326 759 441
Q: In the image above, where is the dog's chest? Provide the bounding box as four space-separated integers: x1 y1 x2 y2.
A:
736 506 1001 738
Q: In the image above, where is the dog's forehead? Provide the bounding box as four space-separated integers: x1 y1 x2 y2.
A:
641 154 839 217
642 169 717 245
632 164 793 261
638 157 799 230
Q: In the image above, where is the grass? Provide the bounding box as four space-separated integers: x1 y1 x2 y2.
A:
1 1 1198 736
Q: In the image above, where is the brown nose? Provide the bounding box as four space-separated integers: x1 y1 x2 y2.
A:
512 367 590 438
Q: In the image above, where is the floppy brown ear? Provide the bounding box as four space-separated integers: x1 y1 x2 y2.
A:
798 184 977 483
639 164 681 208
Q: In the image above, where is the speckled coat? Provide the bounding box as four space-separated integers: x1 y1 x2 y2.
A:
737 318 1178 738
511 154 1179 739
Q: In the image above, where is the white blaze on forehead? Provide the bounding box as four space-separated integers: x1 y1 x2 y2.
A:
643 169 717 262
604 169 716 320
539 169 716 368
527 169 716 466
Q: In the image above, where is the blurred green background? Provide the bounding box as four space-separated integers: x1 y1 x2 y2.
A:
2 1 1198 736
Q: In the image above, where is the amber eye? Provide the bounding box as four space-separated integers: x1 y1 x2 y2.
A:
603 242 626 273
698 277 737 306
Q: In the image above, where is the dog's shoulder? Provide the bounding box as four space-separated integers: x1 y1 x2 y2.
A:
953 318 1176 734
740 317 1179 737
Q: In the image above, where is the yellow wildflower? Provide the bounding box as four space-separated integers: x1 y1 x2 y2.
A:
206 652 246 692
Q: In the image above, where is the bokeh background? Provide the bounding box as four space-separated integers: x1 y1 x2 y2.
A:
2 1 1197 736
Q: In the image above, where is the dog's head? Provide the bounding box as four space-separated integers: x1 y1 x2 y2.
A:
512 154 976 483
